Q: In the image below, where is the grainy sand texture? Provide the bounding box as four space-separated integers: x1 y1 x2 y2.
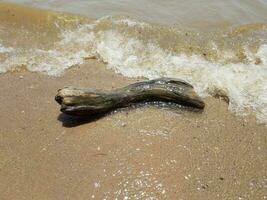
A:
0 60 266 200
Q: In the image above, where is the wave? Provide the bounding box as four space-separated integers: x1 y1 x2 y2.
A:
0 3 267 124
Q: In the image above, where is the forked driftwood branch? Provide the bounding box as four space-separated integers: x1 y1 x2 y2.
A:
55 78 205 116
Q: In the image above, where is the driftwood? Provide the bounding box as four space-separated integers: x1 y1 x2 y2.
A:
55 78 205 116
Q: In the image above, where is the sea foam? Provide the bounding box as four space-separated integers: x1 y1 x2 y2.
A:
91 30 267 124
0 17 267 124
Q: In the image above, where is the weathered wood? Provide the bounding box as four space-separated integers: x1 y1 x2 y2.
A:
55 78 205 116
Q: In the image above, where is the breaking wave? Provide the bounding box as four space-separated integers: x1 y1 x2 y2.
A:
0 3 267 124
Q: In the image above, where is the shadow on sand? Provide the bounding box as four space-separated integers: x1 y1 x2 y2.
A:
57 102 204 128
57 113 106 128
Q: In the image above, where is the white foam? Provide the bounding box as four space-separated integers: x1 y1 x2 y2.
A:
0 20 267 124
98 15 149 27
0 44 14 53
112 18 149 28
0 25 96 75
0 47 88 75
91 30 267 124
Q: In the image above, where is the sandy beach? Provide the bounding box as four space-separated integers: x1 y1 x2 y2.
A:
0 59 266 199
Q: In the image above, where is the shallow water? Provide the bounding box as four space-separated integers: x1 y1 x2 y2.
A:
0 1 266 124
2 0 267 27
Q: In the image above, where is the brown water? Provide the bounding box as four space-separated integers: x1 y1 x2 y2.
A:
1 0 267 28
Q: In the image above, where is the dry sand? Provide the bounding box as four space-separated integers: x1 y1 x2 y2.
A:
0 60 266 200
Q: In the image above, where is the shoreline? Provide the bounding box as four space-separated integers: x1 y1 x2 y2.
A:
0 60 266 199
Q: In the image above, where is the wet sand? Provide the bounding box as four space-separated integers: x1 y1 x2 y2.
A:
0 60 266 200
